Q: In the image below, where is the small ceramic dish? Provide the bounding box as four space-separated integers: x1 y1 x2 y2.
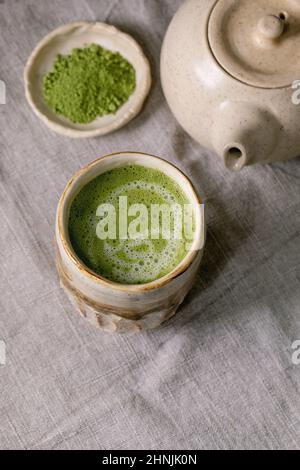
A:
24 22 151 138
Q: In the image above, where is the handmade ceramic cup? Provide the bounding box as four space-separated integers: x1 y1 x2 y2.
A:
55 152 205 333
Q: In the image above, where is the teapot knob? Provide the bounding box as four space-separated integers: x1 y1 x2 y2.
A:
257 15 285 39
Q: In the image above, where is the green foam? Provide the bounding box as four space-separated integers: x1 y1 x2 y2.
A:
68 164 192 284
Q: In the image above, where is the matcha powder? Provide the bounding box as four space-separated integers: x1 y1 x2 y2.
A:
43 44 136 124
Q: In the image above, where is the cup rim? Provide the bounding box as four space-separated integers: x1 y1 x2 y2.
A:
57 151 205 292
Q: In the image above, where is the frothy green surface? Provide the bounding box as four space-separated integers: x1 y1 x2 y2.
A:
68 164 191 284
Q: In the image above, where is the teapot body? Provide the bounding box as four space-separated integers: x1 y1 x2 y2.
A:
161 0 300 170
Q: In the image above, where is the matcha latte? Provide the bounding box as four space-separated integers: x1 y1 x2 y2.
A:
68 165 194 285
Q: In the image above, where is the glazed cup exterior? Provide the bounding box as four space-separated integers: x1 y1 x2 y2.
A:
55 152 205 333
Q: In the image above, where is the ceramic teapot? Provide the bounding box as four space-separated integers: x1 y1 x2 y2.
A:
161 0 300 171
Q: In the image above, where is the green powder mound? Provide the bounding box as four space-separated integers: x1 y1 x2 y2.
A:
43 44 136 124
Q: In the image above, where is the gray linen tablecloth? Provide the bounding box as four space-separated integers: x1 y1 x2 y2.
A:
0 0 299 450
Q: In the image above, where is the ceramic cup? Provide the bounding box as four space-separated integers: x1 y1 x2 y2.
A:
55 152 205 333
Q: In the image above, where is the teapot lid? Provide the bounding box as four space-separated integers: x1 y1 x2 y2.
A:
208 0 300 89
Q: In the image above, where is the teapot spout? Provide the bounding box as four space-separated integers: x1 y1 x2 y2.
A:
223 143 248 172
212 102 280 171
